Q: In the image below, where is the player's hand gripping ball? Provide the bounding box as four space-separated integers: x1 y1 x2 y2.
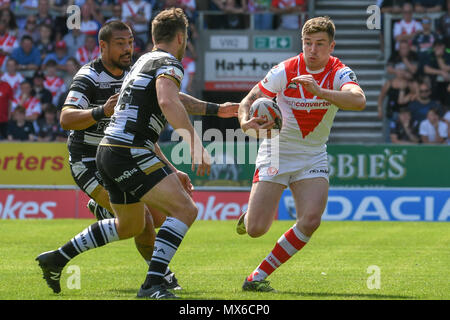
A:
247 98 282 139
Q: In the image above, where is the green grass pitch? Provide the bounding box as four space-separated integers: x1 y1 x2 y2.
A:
0 219 449 300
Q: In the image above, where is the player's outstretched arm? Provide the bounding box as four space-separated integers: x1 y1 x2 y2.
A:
156 76 211 176
178 92 239 118
60 93 119 130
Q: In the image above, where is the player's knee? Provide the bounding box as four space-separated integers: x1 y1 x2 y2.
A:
299 216 321 235
247 223 269 238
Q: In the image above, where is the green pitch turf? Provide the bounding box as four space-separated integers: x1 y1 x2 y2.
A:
0 219 448 300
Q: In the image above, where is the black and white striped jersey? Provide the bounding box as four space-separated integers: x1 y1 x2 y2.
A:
102 49 184 150
63 57 127 159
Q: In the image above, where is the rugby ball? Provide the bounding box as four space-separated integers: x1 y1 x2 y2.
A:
247 98 282 139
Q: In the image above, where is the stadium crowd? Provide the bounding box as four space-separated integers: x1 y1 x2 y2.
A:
0 0 448 144
378 0 450 144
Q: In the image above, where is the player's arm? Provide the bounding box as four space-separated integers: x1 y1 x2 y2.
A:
60 93 119 130
292 75 366 111
156 76 211 176
178 92 238 118
238 84 275 134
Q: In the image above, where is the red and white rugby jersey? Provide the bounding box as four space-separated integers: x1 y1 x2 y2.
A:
258 53 359 152
12 96 42 118
0 33 18 69
75 46 100 65
44 75 66 105
1 71 24 98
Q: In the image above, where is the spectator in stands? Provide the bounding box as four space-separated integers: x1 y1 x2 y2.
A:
0 19 17 72
271 0 306 30
122 0 152 43
413 0 445 13
387 40 419 79
0 1 10 11
178 0 197 22
75 35 100 65
208 0 228 29
245 0 273 30
63 28 86 59
223 0 248 29
62 57 80 89
408 80 442 122
36 0 53 26
12 80 42 122
1 58 23 98
36 23 55 63
393 2 423 51
16 15 40 44
42 40 70 73
0 8 18 36
32 70 53 105
0 78 13 139
443 106 450 142
412 17 440 59
398 78 419 106
7 105 35 141
379 0 405 14
12 35 41 73
419 107 448 143
36 103 66 141
79 3 102 36
105 3 123 23
378 71 410 120
390 107 420 144
437 0 450 47
423 39 450 103
43 59 66 106
13 0 38 30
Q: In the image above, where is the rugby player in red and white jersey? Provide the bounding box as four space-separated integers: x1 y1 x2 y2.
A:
236 16 366 292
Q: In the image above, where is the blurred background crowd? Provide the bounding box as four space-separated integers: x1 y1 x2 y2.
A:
0 0 448 144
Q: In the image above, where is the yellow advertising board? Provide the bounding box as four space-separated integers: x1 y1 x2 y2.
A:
0 142 75 186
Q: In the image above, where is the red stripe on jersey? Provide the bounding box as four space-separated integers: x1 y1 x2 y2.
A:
258 82 276 98
267 106 278 121
252 168 260 183
292 108 328 138
273 243 291 263
259 260 275 275
284 228 306 251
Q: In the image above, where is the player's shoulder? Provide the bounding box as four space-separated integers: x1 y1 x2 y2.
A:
73 59 102 84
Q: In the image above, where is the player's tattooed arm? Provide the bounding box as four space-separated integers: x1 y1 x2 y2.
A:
238 84 266 124
179 92 238 118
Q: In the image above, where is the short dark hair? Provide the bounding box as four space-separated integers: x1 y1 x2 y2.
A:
45 59 57 68
21 35 33 43
98 20 132 43
151 7 188 44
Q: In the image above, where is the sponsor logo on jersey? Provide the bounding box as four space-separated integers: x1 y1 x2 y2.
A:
286 100 331 108
99 82 111 89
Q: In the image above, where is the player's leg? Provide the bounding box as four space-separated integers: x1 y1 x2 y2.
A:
243 153 329 292
143 205 181 290
291 177 329 237
136 172 197 298
239 181 285 238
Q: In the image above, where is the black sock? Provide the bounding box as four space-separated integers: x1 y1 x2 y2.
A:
142 217 188 288
56 219 120 266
